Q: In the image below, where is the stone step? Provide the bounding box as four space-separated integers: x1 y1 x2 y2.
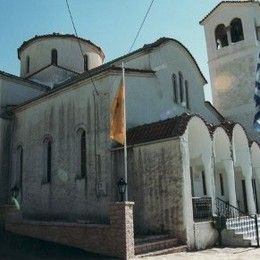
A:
135 238 179 255
135 234 172 244
136 245 187 257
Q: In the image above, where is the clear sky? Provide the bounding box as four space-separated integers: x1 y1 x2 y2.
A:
0 0 221 100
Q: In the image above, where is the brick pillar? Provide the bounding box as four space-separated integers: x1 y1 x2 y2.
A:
109 202 135 259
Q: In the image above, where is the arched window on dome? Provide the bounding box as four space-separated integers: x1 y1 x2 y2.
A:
51 49 58 65
215 24 228 49
172 73 178 103
26 56 30 73
43 136 52 183
84 55 89 71
230 18 244 43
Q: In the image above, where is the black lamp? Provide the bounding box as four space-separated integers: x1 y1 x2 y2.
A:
117 178 127 202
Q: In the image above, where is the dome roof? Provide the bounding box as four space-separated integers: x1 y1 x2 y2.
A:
17 33 104 60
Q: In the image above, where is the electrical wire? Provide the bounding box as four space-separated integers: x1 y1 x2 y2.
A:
65 0 156 93
128 0 156 53
65 0 99 95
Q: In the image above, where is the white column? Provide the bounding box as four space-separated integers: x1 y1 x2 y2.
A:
242 165 256 215
226 26 232 45
180 136 195 248
203 157 215 198
223 160 237 208
203 155 216 213
254 167 260 213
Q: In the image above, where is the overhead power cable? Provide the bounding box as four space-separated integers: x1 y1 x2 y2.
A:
128 0 156 53
65 0 99 95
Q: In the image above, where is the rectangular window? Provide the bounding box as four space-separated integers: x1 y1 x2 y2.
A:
202 171 207 196
185 80 189 109
172 74 178 103
252 179 259 213
81 131 86 177
179 72 184 103
47 142 52 183
219 173 224 196
190 167 194 197
26 56 30 73
242 180 248 213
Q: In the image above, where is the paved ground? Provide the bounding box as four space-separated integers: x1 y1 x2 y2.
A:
2 230 260 260
140 247 260 260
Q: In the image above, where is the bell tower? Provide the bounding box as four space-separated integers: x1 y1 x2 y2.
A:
200 0 260 140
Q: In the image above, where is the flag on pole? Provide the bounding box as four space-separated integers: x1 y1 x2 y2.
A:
110 78 125 144
254 53 260 132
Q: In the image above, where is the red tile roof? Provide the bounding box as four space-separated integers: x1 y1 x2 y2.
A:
127 113 194 145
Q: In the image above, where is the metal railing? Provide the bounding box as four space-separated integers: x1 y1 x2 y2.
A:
216 197 259 247
192 197 212 221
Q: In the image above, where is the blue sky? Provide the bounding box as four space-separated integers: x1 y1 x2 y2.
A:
0 0 221 99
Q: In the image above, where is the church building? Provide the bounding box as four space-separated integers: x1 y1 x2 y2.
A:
0 1 260 258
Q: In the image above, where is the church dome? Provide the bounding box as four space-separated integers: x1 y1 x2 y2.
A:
18 33 105 85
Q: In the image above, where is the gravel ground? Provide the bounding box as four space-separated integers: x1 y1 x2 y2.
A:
139 247 260 260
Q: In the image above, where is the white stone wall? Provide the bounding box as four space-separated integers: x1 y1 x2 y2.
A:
193 221 218 250
202 2 260 141
0 77 46 207
112 41 220 126
12 76 112 221
0 78 45 109
11 39 220 223
202 3 260 62
0 118 11 205
112 139 188 241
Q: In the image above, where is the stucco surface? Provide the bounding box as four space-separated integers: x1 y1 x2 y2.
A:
20 37 103 78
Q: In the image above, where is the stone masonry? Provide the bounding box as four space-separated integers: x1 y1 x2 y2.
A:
5 202 135 259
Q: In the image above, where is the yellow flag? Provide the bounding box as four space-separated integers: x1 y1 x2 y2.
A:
110 79 125 144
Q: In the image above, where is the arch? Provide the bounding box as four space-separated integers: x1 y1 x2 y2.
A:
230 18 244 43
251 142 260 168
232 124 255 213
84 55 89 71
215 24 228 49
26 56 30 73
213 127 231 163
213 127 233 203
186 117 212 163
232 124 250 170
172 73 178 103
185 117 214 203
43 136 53 183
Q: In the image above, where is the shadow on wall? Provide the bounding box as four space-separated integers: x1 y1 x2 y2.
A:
0 229 117 259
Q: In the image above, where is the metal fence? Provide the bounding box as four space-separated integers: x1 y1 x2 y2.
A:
192 197 212 221
216 197 259 247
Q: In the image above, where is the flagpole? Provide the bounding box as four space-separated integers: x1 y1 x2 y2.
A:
122 62 128 201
